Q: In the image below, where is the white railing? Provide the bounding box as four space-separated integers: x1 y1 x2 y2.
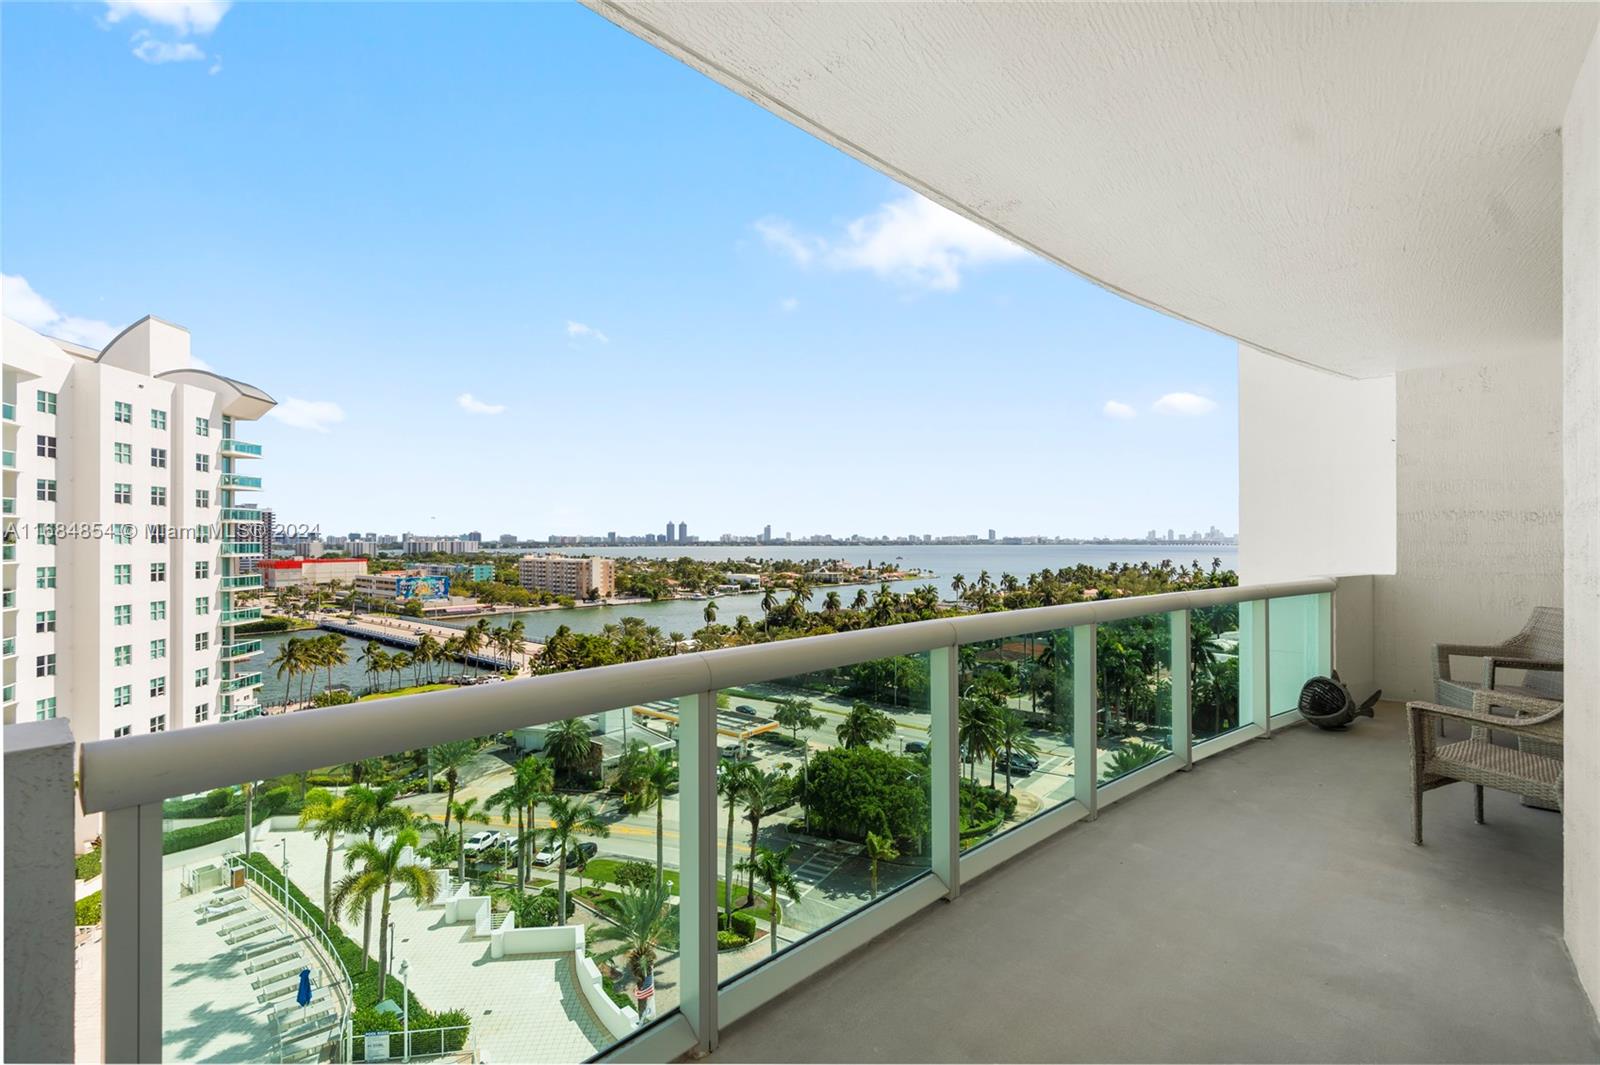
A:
81 578 1335 1063
352 1024 474 1063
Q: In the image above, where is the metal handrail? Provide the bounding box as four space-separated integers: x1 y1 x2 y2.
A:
78 578 1334 812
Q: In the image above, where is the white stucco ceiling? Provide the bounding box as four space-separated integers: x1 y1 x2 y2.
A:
589 1 1598 378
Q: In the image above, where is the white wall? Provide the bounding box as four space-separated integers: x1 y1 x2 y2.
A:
1562 21 1600 1019
1237 343 1397 584
1371 357 1565 700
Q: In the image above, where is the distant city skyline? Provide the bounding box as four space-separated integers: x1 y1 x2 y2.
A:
2 3 1238 535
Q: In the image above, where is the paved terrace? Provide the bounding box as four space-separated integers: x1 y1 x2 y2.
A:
708 705 1600 1063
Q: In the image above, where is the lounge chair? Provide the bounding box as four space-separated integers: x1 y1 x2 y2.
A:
1432 606 1562 711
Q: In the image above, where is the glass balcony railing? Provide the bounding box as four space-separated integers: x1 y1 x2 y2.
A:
2 590 14 609
1 402 14 422
220 607 261 624
2 546 14 562
220 438 263 457
76 580 1335 1065
2 637 14 656
220 672 263 693
1 683 13 703
221 541 263 556
220 574 263 590
220 474 262 490
223 640 262 659
2 498 14 515
220 508 263 522
2 451 14 469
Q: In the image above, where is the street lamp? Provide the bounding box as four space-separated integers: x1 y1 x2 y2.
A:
386 918 396 987
399 958 410 1062
279 838 290 905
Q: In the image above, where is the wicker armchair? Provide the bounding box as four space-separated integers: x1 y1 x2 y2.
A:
1431 606 1563 710
1407 690 1563 845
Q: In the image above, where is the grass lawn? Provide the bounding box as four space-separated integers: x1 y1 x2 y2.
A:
583 858 781 921
360 683 458 701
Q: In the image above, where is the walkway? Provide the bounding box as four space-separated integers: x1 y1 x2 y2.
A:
707 704 1600 1063
309 611 544 671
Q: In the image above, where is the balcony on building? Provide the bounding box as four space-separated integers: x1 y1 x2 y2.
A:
5 5 1600 1065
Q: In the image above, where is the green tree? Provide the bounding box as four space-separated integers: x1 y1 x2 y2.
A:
449 796 480 881
330 827 439 979
615 880 673 998
995 710 1041 796
736 845 801 956
703 600 718 626
717 760 754 920
543 718 597 785
488 755 554 890
542 795 610 924
865 830 899 899
835 702 895 749
739 769 791 903
359 640 386 694
617 747 678 890
430 739 476 834
299 787 357 929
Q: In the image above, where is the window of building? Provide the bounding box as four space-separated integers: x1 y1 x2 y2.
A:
113 400 132 424
194 632 209 652
149 714 166 733
113 563 131 585
113 483 131 505
36 653 55 677
150 638 167 660
193 525 210 543
35 610 55 633
194 702 210 722
195 416 210 437
148 524 168 544
150 562 167 583
114 644 131 667
151 600 167 621
114 442 131 464
36 390 57 415
195 454 210 472
112 524 133 545
113 725 132 738
36 698 56 721
113 685 131 708
150 409 167 430
195 489 210 509
151 447 167 469
36 524 56 545
195 667 209 687
113 604 131 625
150 486 167 507
36 567 56 589
37 478 56 501
195 561 210 579
36 434 55 458
149 676 166 697
195 596 209 616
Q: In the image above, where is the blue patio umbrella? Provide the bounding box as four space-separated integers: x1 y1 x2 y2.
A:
297 968 312 1009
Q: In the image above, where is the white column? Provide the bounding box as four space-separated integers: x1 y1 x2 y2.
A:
929 645 960 900
1072 625 1098 817
1169 611 1192 769
676 691 718 1052
102 801 162 1062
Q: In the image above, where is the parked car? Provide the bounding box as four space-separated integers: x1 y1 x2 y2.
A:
532 846 557 867
463 830 503 856
904 740 928 755
562 842 599 869
999 751 1039 775
735 704 758 716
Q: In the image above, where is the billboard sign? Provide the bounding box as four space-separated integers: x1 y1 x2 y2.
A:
396 575 450 601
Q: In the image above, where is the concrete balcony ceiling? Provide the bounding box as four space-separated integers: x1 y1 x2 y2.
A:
588 1 1598 378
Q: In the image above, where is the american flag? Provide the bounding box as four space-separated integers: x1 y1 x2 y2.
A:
632 974 655 1001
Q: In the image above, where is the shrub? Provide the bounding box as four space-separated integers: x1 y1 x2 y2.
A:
612 861 655 890
258 786 293 816
203 788 234 815
75 847 102 881
716 929 749 950
795 746 929 844
729 910 758 940
75 891 102 927
538 886 575 920
503 890 563 928
162 816 245 854
313 689 356 707
600 971 633 1010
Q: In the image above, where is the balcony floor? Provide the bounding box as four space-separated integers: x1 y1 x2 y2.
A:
708 705 1599 1063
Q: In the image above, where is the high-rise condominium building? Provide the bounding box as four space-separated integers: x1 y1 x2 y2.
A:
2 315 273 740
664 520 676 544
516 554 616 599
236 506 273 573
677 521 687 542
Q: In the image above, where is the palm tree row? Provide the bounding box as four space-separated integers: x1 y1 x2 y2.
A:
269 633 351 707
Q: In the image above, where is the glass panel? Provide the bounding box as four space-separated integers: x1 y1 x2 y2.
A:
714 652 933 985
956 628 1076 848
1268 593 1331 716
1191 604 1244 743
1096 613 1176 785
160 708 679 1062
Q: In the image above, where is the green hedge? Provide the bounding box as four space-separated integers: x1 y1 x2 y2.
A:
729 910 758 939
76 891 102 926
75 848 102 881
716 929 749 950
242 853 469 1045
161 787 301 854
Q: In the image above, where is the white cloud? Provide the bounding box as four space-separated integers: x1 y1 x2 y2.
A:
457 393 506 416
1 274 118 348
778 297 799 313
756 192 1026 291
104 1 230 36
208 56 223 75
132 35 206 63
565 320 608 343
1102 400 1136 419
1152 392 1218 416
268 397 345 433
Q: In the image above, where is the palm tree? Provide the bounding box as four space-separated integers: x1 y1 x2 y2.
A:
359 640 385 694
430 740 476 834
389 651 410 691
459 623 484 676
850 588 870 612
736 845 801 956
959 693 1005 782
759 587 778 632
544 718 596 785
614 880 672 1010
416 632 441 683
299 788 356 929
996 710 1042 796
823 591 842 614
739 769 790 903
703 600 718 626
488 755 553 890
950 573 967 601
835 702 895 749
505 619 527 671
271 637 306 707
342 783 412 965
330 828 439 979
865 831 899 899
320 634 349 696
717 760 753 920
619 748 678 889
542 795 610 924
449 796 479 881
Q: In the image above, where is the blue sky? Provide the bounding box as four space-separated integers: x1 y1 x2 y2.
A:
1 1 1238 540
